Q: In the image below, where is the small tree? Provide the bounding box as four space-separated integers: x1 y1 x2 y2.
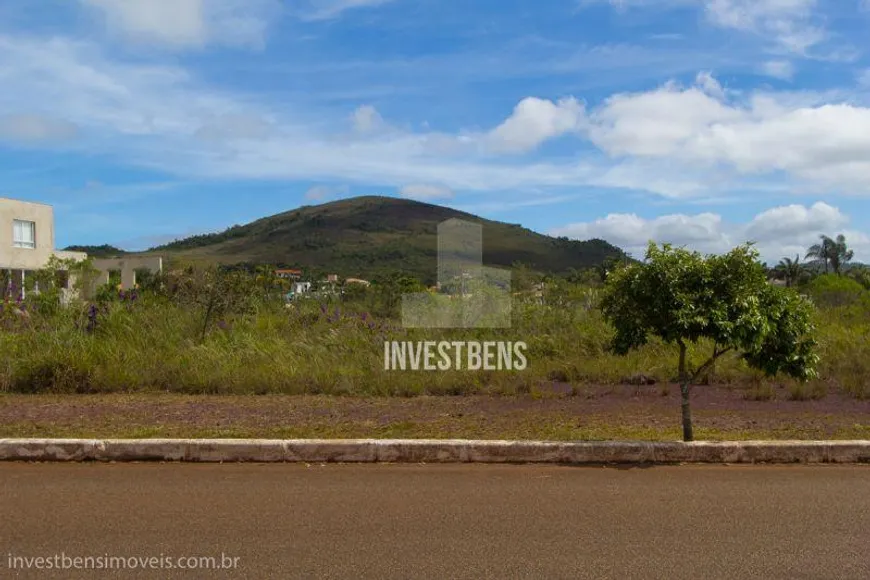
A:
511 262 537 293
806 235 833 274
27 255 98 308
828 234 854 275
371 273 426 318
775 255 801 287
601 242 818 441
173 266 258 342
594 256 621 284
806 234 853 276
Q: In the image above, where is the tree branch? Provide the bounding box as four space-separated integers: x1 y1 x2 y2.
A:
689 346 733 384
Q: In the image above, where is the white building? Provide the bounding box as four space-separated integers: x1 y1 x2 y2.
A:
1 197 162 300
0 197 86 299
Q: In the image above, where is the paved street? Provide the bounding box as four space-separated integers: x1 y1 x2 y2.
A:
1 464 868 579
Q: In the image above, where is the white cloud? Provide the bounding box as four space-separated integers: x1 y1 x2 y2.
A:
587 75 742 158
398 184 454 200
195 114 275 141
704 0 824 53
352 105 385 133
694 70 726 99
305 184 349 201
296 0 399 21
2 33 870 203
551 201 867 263
584 74 870 194
0 35 247 137
760 60 795 80
743 201 847 242
551 211 730 255
587 159 712 198
585 0 827 54
80 0 276 49
577 0 698 10
485 97 586 154
0 114 79 142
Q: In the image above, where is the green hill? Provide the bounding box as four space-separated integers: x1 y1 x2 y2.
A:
61 244 128 258
138 196 626 282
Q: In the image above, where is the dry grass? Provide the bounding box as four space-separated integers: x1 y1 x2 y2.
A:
0 393 866 441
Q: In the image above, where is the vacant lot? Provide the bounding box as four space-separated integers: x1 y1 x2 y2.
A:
2 386 867 440
2 270 869 442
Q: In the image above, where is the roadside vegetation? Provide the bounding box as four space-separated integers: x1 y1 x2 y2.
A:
0 234 868 409
602 243 817 441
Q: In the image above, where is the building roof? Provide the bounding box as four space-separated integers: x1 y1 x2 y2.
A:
0 197 53 207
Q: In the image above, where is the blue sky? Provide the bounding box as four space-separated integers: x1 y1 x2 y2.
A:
2 0 870 263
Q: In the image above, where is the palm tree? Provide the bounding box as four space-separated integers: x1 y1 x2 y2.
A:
806 235 835 274
829 234 854 275
775 255 801 287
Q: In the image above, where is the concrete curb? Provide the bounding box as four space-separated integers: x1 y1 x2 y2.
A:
0 439 869 464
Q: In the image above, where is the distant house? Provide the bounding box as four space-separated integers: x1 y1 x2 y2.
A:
293 281 312 294
275 269 302 280
344 278 370 287
284 281 312 302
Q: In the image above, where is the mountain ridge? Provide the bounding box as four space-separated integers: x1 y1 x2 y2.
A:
69 196 627 282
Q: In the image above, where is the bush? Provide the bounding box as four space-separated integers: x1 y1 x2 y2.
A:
787 380 827 401
807 274 869 308
13 359 93 394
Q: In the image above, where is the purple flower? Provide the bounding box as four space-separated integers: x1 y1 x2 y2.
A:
320 304 327 314
86 304 99 333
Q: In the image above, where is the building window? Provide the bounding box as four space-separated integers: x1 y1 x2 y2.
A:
13 220 36 249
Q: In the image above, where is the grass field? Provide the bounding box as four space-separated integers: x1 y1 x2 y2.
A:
1 269 868 440
2 287 868 398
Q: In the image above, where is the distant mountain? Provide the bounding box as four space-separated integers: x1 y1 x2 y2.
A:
81 196 627 282
62 244 128 258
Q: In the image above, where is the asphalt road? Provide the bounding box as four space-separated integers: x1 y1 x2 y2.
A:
1 464 868 579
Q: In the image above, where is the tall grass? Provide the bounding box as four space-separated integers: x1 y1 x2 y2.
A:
1 272 868 398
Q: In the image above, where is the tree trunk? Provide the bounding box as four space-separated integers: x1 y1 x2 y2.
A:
680 382 693 442
201 300 215 343
678 342 694 442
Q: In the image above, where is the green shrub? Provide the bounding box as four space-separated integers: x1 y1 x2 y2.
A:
787 380 827 401
807 274 869 309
